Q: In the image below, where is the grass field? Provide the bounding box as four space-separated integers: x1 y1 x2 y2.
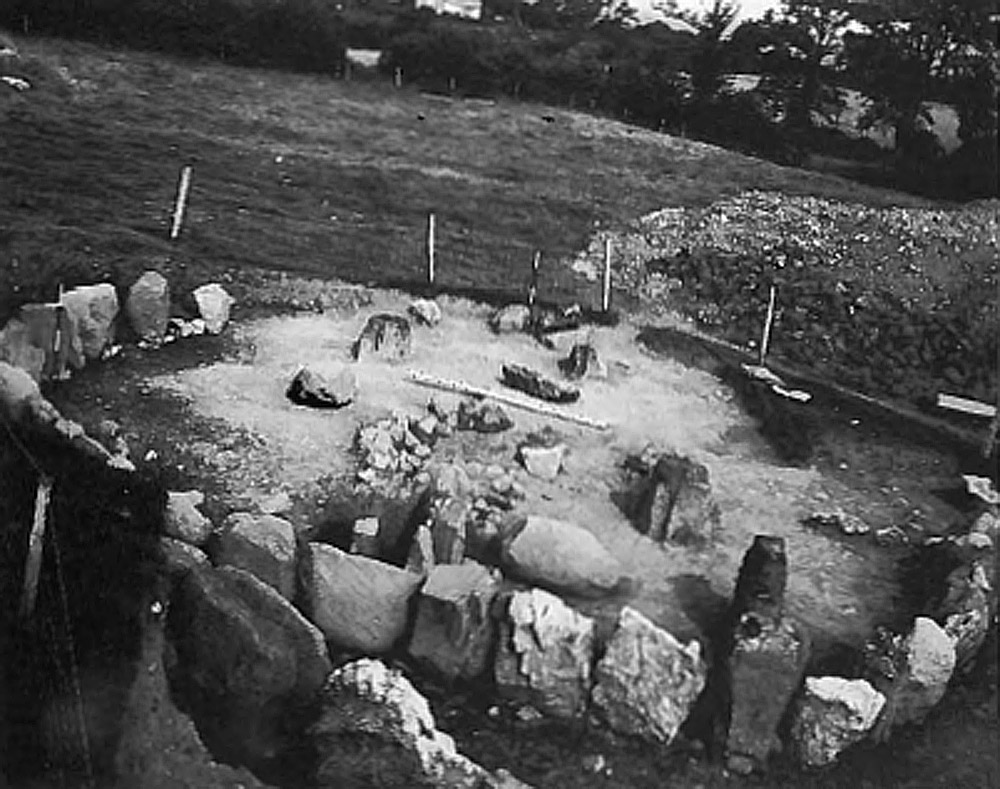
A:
0 34 942 326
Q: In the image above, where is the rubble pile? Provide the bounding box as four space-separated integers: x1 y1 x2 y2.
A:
353 409 449 489
572 191 998 407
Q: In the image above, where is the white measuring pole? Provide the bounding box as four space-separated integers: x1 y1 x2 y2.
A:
426 212 436 285
602 237 612 312
169 165 193 240
759 285 777 366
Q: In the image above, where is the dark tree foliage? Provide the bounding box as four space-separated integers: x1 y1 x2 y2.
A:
846 0 998 194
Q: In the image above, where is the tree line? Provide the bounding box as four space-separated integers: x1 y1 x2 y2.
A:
3 0 996 198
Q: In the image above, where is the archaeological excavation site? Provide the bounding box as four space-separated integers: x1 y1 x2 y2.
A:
0 228 996 789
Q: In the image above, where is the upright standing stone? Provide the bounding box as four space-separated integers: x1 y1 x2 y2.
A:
0 318 45 382
790 677 885 768
19 303 84 377
864 616 956 739
724 535 809 774
494 588 595 719
591 607 707 744
126 271 170 341
192 283 235 334
408 562 501 681
61 283 119 359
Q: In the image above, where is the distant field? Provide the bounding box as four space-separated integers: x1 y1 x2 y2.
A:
0 34 937 323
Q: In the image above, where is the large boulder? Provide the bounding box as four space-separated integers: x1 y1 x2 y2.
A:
167 565 332 768
501 364 579 404
286 366 356 409
304 542 424 653
864 616 956 740
311 658 529 788
592 607 706 744
216 512 297 600
789 677 886 768
0 318 45 382
500 516 629 598
61 283 118 359
408 561 501 681
494 588 595 719
192 283 235 335
126 270 170 341
351 313 411 361
164 490 213 547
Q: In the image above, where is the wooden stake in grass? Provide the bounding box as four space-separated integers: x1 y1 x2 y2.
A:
426 212 436 285
528 250 540 307
759 284 777 366
20 475 53 621
169 165 193 241
602 237 612 312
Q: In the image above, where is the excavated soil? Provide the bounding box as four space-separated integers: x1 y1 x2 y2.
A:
50 287 966 663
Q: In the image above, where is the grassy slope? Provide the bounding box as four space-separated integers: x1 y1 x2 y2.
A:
0 34 936 324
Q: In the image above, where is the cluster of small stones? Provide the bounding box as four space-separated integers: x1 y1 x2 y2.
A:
353 409 446 490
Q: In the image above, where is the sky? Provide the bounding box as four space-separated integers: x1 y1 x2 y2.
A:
674 0 780 21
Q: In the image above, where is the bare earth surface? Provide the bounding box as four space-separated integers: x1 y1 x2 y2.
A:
43 280 991 789
61 289 958 654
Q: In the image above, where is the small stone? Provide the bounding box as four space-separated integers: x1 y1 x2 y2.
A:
517 443 566 481
489 304 531 334
406 524 436 575
457 399 514 433
350 516 381 559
